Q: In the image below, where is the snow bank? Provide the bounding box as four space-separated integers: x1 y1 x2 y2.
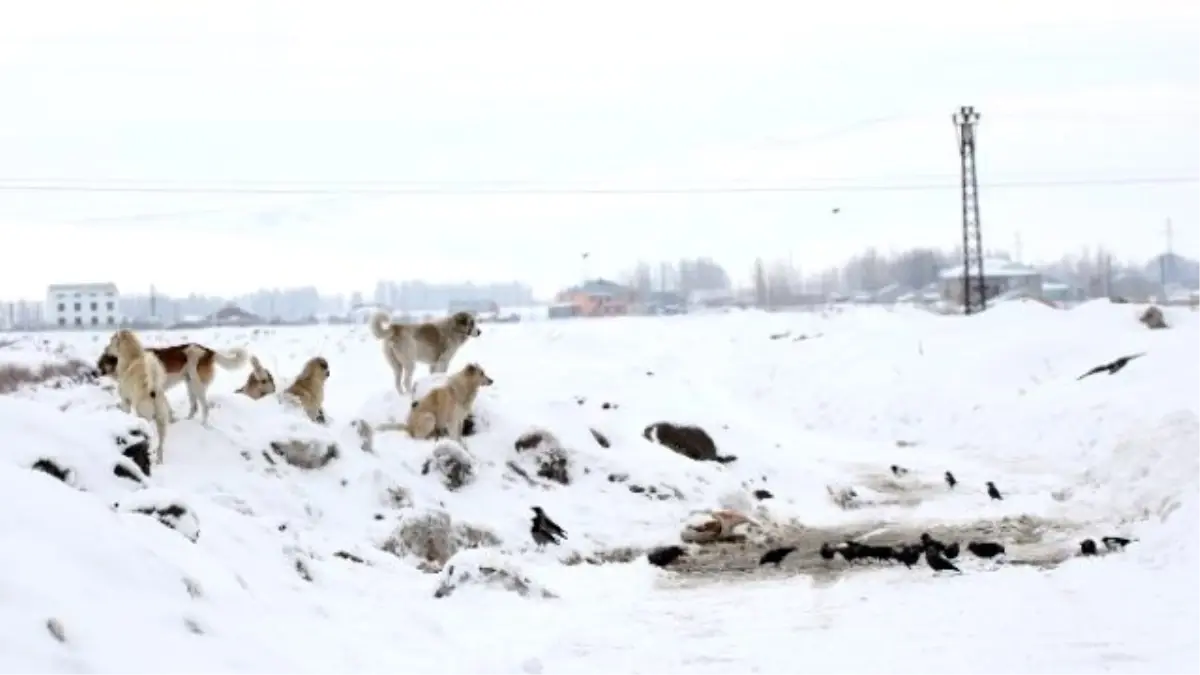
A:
1 301 1196 671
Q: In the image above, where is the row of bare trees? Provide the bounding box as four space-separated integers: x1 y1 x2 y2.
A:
621 245 1190 305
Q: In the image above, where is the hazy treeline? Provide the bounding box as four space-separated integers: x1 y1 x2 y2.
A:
620 246 1198 304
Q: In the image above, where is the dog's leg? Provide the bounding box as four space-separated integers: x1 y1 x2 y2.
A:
400 358 416 395
184 377 199 420
192 380 211 426
152 397 170 464
447 409 466 443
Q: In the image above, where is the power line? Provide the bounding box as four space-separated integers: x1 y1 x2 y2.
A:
0 176 1193 195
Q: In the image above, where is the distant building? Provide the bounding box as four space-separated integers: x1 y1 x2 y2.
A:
448 299 501 316
555 279 634 316
938 258 1041 304
206 304 263 326
45 282 121 329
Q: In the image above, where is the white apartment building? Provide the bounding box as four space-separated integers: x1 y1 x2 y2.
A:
45 283 122 329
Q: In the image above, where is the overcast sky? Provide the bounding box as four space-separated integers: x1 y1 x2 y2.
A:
0 0 1197 299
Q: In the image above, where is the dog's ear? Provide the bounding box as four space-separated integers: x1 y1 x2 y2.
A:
464 363 480 376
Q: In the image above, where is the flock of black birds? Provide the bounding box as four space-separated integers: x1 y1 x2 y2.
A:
638 464 1136 575
890 464 1001 501
759 532 991 575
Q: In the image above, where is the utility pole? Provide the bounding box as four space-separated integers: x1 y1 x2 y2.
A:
953 106 987 315
149 284 157 320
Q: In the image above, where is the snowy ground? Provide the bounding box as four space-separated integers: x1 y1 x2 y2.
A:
1 300 1197 673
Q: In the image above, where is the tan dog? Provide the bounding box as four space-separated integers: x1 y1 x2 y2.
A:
369 310 482 395
235 355 277 400
107 330 172 463
376 363 493 441
98 340 249 424
283 356 330 424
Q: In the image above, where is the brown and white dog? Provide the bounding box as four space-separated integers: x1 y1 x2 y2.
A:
375 362 493 441
98 339 249 425
369 310 482 396
235 355 277 400
283 356 330 424
106 330 172 463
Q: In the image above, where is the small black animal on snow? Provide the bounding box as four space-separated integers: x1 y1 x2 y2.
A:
986 481 1003 500
967 541 1006 559
646 545 687 568
924 545 961 574
819 543 838 561
530 506 567 547
1102 536 1133 552
895 544 922 568
759 546 797 567
944 471 957 489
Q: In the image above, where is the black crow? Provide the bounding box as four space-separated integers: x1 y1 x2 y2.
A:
920 532 947 553
819 542 838 560
646 545 688 568
1079 538 1098 556
924 545 961 573
759 546 797 567
1102 536 1133 552
967 541 1006 559
890 464 909 478
1077 353 1145 380
859 544 896 563
895 544 922 568
944 471 957 489
943 541 960 560
839 541 863 563
530 506 567 547
986 481 1003 500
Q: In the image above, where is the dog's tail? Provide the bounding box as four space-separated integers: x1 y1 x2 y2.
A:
213 347 250 370
369 311 393 340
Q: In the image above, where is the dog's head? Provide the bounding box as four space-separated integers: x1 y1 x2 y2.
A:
301 356 331 383
96 352 119 377
236 355 277 400
106 329 143 361
450 311 482 338
460 362 494 387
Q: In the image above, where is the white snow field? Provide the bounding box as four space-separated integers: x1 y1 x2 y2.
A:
1 301 1197 674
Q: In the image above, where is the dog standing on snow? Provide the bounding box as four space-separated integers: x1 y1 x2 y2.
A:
283 357 330 424
236 355 277 400
369 310 482 396
98 337 250 425
107 330 172 464
375 363 493 441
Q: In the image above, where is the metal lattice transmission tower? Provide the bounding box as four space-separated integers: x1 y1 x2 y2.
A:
953 106 987 315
